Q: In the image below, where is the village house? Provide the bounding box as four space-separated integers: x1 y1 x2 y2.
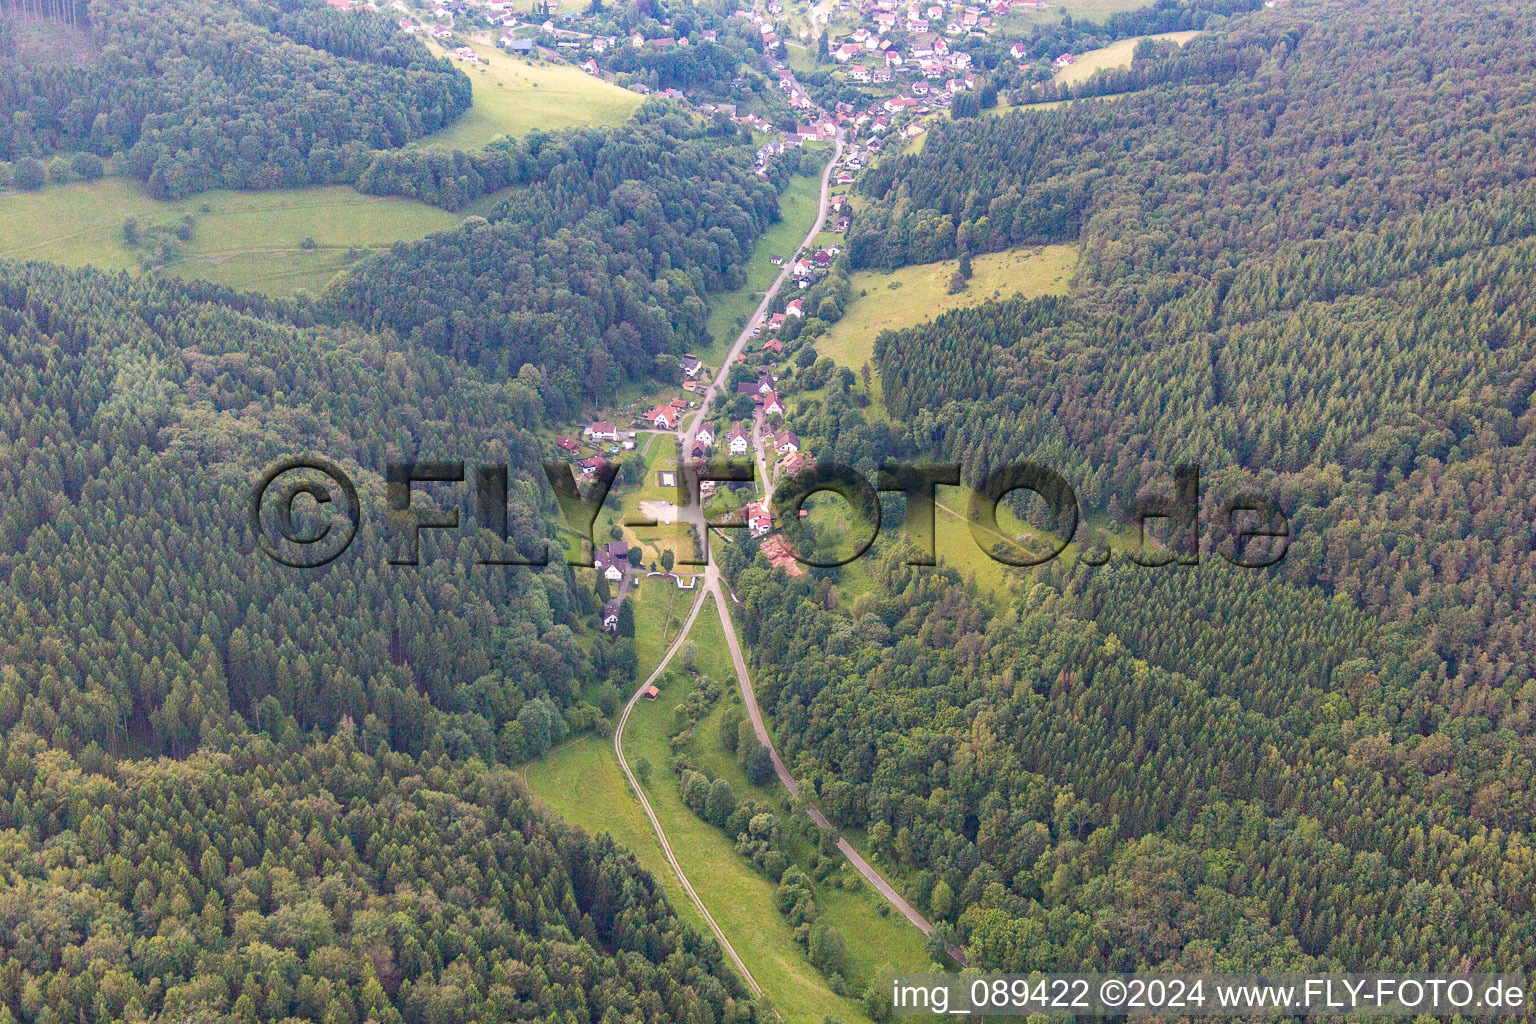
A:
696 424 715 447
679 354 705 378
556 437 580 454
647 404 678 429
763 337 785 354
737 373 776 396
775 430 801 453
785 298 804 317
603 599 622 631
593 549 627 582
728 425 751 455
586 421 619 442
779 450 813 477
745 501 772 536
761 392 785 418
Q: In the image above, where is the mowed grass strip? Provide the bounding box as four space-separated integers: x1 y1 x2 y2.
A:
621 609 874 1024
0 179 461 296
418 40 643 150
1054 30 1201 86
815 243 1079 417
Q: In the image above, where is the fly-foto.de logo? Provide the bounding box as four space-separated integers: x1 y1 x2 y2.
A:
249 457 1290 570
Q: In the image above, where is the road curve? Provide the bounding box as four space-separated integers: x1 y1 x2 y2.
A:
612 585 764 996
705 576 942 940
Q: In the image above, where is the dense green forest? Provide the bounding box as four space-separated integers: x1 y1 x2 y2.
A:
0 256 773 1019
0 0 470 196
855 0 1536 689
722 546 1536 972
0 730 757 1024
5 0 1536 1006
328 112 787 418
0 260 633 764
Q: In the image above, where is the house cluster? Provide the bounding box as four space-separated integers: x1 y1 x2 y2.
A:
788 246 839 290
564 421 638 480
645 395 690 430
594 541 634 631
732 405 814 577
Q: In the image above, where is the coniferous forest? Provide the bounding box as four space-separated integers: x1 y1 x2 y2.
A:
0 0 471 197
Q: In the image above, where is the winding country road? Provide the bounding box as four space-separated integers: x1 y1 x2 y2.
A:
705 575 940 940
611 584 765 994
611 117 959 1000
611 128 847 999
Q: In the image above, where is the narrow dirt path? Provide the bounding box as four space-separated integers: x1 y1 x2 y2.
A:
611 585 765 994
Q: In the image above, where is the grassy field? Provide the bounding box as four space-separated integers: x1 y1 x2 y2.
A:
419 39 642 149
701 169 826 364
815 244 1079 416
631 577 693 679
1055 0 1167 21
1055 30 1201 85
523 735 708 936
606 439 702 570
0 179 461 296
621 609 874 1024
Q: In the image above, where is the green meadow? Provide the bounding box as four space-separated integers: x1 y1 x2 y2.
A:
1054 30 1201 86
418 39 643 150
1 39 642 296
616 609 877 1024
0 180 461 296
814 243 1079 418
